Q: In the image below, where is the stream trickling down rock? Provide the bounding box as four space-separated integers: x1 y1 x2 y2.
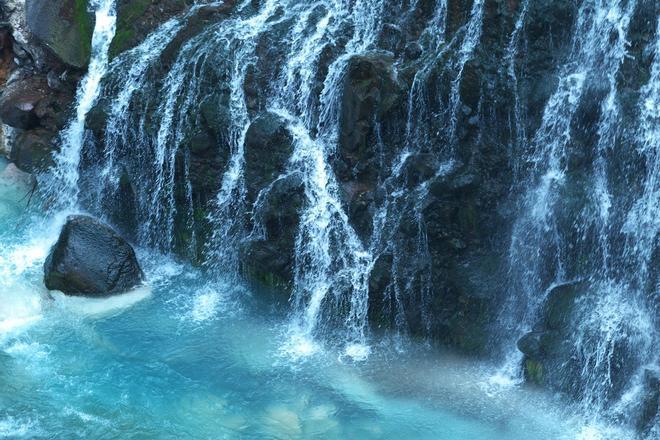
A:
0 0 657 438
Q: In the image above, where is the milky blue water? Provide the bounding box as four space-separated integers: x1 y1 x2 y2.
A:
0 158 635 439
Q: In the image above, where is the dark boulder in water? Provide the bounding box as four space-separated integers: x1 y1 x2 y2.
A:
44 215 144 297
517 280 588 387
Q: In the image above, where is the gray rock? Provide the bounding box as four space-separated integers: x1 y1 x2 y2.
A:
0 76 47 129
9 128 54 173
25 0 94 68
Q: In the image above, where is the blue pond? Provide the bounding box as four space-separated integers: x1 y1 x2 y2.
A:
0 159 635 439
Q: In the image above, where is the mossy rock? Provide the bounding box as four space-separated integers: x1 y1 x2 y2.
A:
524 359 544 385
109 0 151 58
109 0 191 59
26 0 94 68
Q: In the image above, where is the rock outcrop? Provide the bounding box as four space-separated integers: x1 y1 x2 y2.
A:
44 215 144 296
25 0 94 68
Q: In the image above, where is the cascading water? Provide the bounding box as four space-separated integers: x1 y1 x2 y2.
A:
503 0 658 426
506 0 637 349
16 0 656 436
46 0 117 208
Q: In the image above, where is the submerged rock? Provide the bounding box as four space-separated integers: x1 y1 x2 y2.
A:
0 162 36 190
44 215 144 297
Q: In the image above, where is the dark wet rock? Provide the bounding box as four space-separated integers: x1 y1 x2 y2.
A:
0 25 14 85
514 281 638 394
517 330 561 361
111 0 238 58
243 112 294 203
107 166 138 241
44 215 144 297
636 369 660 434
241 174 305 291
25 0 94 68
542 280 588 330
9 128 55 173
337 52 402 181
0 77 49 129
403 42 423 61
0 73 75 172
332 52 404 240
378 23 404 56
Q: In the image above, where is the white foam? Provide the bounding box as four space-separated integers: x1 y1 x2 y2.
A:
0 315 42 335
190 289 221 322
0 416 40 438
51 286 152 318
63 407 111 427
342 343 371 362
280 332 321 360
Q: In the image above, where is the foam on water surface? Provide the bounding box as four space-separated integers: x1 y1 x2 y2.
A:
49 287 152 318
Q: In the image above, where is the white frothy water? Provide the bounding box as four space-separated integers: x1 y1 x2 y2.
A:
48 0 117 207
49 287 152 318
503 0 640 372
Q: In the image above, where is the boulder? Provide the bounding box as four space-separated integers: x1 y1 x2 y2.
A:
0 162 36 190
0 76 75 131
9 128 55 173
44 215 144 296
25 0 95 68
0 77 49 129
542 280 587 330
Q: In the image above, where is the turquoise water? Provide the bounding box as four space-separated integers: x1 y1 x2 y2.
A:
0 158 634 439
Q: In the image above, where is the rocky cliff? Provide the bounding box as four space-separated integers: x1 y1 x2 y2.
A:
0 1 657 435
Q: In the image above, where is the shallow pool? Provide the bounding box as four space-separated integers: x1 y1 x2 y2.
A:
0 159 635 439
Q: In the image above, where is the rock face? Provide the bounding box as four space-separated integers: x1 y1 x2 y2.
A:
44 215 144 296
636 370 659 435
0 78 42 129
25 0 94 68
7 2 656 435
517 281 588 388
0 75 76 172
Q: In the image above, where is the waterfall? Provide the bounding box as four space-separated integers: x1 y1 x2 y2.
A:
506 0 637 345
47 0 117 208
97 16 187 225
46 0 658 432
503 0 658 422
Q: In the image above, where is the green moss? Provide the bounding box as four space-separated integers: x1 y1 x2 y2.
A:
74 0 94 64
109 29 135 58
244 266 288 290
525 359 544 385
109 0 151 58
